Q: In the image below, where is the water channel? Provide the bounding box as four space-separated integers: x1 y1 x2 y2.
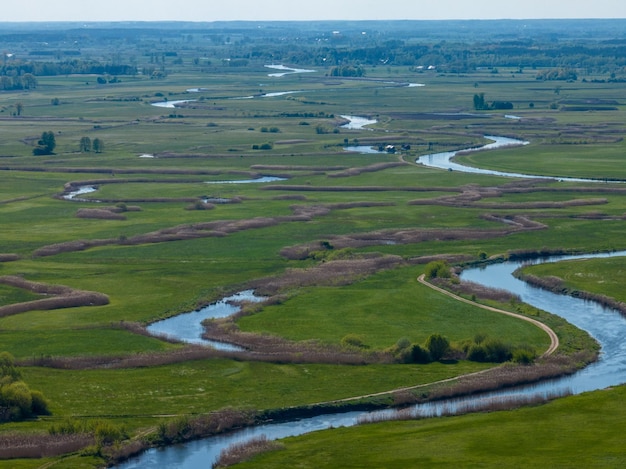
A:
119 249 626 468
118 133 626 467
416 135 625 183
146 290 265 351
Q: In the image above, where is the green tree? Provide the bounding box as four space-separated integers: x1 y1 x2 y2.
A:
425 334 450 361
424 260 451 279
22 73 37 89
79 136 92 153
0 352 20 384
473 92 486 110
33 131 56 155
92 138 104 153
0 352 49 421
14 102 23 116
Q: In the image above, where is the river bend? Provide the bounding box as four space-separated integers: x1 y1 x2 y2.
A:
119 250 626 468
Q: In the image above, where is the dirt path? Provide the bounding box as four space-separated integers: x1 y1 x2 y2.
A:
417 274 559 357
317 275 559 406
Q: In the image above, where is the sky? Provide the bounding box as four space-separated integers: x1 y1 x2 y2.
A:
2 0 626 22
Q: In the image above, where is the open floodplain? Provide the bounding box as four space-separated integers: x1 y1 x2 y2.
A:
1 20 626 467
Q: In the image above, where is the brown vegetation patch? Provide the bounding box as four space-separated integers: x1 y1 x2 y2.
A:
252 255 406 295
408 182 609 209
329 161 408 178
203 320 384 365
0 254 19 262
272 194 307 201
215 436 284 468
430 277 520 304
105 408 257 466
76 208 127 220
408 253 475 265
514 272 626 316
0 433 94 459
428 352 597 401
0 275 109 318
262 184 459 193
280 216 545 261
388 112 491 121
274 139 311 144
33 202 391 258
251 164 346 171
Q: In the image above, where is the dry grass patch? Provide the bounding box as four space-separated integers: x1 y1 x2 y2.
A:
76 208 127 220
0 275 109 318
328 161 408 178
515 271 626 316
0 433 94 459
0 254 20 262
214 436 284 468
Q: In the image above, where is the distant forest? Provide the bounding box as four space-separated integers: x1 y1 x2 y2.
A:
2 19 626 85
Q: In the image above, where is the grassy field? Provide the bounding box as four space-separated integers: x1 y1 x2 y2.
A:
1 51 626 467
521 256 626 303
231 384 626 468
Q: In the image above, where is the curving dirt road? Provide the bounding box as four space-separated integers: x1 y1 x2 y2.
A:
417 274 559 357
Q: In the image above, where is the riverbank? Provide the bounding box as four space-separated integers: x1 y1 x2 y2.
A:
110 258 601 467
514 270 626 317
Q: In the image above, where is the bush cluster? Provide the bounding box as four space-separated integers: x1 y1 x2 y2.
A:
0 352 50 421
424 260 452 279
386 334 537 365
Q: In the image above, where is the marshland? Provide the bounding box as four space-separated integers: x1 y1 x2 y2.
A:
1 19 626 468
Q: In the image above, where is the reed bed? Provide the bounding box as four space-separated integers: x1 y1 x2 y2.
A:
427 352 596 401
516 272 626 316
213 436 284 468
328 161 408 178
76 208 127 220
0 433 94 459
0 275 109 318
358 388 572 425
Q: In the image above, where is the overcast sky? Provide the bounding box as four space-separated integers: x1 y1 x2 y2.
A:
3 0 626 22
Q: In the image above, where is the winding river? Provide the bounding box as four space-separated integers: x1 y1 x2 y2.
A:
119 250 626 469
146 291 264 351
117 134 626 468
416 135 624 183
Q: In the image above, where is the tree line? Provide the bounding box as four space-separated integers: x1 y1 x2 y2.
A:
1 60 136 79
32 131 104 156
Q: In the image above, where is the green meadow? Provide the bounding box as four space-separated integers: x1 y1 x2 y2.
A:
0 27 626 467
233 385 626 469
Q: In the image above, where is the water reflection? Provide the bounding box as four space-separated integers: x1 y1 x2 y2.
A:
119 251 626 468
146 290 265 351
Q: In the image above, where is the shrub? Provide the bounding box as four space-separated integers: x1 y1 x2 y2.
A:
0 352 21 382
2 381 32 419
0 352 51 421
30 390 50 415
424 260 451 279
425 334 450 361
49 419 86 436
483 339 513 363
387 337 413 363
467 338 513 363
467 343 488 362
512 347 537 365
93 420 127 446
341 334 368 349
410 344 432 364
